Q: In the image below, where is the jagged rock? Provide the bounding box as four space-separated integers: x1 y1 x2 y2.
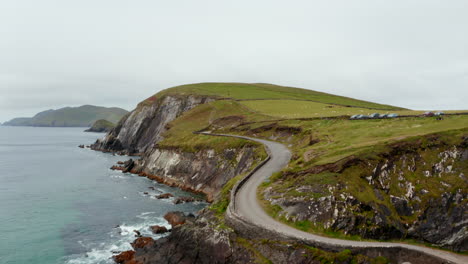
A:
133 230 141 237
264 140 468 251
113 250 136 264
390 196 413 216
164 211 194 228
409 190 467 251
91 95 215 154
150 225 168 234
111 159 135 173
173 196 201 204
156 193 173 199
131 237 154 249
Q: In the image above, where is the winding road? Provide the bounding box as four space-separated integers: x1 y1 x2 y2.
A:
200 132 468 264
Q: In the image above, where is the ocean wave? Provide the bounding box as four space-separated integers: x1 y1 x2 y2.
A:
63 214 170 264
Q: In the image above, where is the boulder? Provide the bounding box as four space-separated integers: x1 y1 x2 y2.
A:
122 159 135 173
173 196 200 204
113 250 135 263
131 237 154 249
164 211 194 228
150 225 168 234
156 193 173 199
133 230 141 237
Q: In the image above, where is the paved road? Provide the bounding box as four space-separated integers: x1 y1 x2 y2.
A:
201 132 468 264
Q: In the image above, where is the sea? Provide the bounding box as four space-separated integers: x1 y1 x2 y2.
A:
0 126 206 264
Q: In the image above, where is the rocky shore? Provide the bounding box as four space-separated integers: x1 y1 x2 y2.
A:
87 92 466 263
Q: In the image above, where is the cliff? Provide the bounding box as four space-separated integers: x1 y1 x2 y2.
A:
92 95 215 154
86 83 467 263
261 133 468 251
91 93 264 201
130 146 258 202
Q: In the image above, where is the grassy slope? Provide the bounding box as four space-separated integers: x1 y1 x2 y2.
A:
87 119 116 131
158 100 270 152
240 99 468 119
148 82 404 110
241 115 468 166
146 83 467 246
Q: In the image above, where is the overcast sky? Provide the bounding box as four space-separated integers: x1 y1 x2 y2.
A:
1 0 467 122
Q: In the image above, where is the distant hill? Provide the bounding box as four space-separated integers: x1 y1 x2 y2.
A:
3 105 128 127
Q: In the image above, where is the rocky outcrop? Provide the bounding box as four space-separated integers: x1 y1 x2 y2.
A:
156 193 173 199
118 210 443 264
150 225 168 234
164 211 195 228
113 250 137 264
91 95 215 154
130 146 259 202
263 137 468 251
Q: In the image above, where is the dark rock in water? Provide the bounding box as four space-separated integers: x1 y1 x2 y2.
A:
131 237 155 249
156 193 173 199
173 196 201 204
110 159 135 173
112 250 135 264
148 186 155 190
122 159 135 173
164 211 194 228
143 192 148 195
78 145 84 148
117 161 125 165
150 225 168 234
126 210 418 264
133 230 141 237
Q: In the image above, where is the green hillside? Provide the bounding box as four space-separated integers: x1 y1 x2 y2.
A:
3 105 128 127
84 119 116 133
140 82 468 248
147 82 405 110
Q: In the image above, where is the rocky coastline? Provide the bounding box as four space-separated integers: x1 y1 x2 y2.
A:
88 92 466 263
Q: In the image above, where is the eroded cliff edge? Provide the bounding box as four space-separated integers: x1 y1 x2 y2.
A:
259 131 468 252
91 94 262 202
91 90 466 263
92 95 214 154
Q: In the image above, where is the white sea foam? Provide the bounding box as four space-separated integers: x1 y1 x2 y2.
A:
64 214 170 264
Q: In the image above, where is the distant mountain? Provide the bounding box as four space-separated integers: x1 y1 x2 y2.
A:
3 105 128 127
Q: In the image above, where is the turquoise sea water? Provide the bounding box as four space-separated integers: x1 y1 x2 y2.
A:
0 127 205 264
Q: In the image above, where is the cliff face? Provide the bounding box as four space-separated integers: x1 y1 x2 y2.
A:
263 137 468 251
92 94 260 201
92 95 214 154
119 210 443 264
131 146 258 202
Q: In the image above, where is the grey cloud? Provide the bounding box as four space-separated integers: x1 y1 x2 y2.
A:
0 0 467 121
